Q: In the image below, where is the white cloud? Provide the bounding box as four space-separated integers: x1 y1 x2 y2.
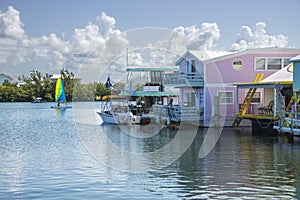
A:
96 12 121 39
0 6 25 39
168 23 220 51
0 7 129 81
0 6 292 82
231 22 288 51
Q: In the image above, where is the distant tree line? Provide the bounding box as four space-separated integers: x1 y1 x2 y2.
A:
0 69 116 102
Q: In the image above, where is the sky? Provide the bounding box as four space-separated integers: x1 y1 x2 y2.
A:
0 0 300 82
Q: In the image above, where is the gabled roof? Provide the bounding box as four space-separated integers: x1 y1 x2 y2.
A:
176 47 300 65
175 50 233 65
290 55 300 62
0 73 13 80
126 66 178 72
50 74 61 79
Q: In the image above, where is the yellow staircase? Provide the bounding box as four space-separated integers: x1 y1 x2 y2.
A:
285 94 300 113
232 73 264 127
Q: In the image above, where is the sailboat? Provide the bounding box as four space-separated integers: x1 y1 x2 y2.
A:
97 76 129 124
50 77 72 109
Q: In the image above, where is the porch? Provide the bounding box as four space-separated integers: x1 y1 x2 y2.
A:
232 81 290 127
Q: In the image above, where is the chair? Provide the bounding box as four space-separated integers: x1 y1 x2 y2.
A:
259 101 274 115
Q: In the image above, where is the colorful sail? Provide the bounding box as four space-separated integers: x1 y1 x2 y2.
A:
55 77 66 103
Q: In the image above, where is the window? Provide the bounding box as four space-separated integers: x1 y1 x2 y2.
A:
191 60 196 73
186 60 190 73
245 91 261 103
186 92 196 106
218 91 233 104
255 57 292 71
232 59 243 71
267 58 281 70
255 58 266 70
283 58 290 67
186 60 197 74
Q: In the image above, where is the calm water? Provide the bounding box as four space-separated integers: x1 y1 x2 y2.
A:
0 102 299 199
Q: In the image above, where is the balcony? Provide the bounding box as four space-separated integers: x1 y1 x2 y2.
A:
163 72 204 87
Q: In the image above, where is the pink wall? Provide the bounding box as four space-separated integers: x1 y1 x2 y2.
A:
204 86 236 121
205 53 298 84
177 51 300 122
204 52 300 120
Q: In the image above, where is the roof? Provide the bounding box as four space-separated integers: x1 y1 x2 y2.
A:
290 55 300 62
126 67 178 72
50 74 61 79
175 50 233 65
175 47 300 65
130 91 179 97
102 95 127 101
0 73 13 80
260 63 293 84
50 74 81 80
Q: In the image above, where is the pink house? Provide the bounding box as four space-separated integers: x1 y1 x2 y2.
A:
163 47 300 126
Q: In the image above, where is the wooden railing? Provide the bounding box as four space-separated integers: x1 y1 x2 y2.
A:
163 72 204 87
163 105 202 122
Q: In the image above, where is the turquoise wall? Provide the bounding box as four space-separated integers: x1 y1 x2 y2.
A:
294 61 300 91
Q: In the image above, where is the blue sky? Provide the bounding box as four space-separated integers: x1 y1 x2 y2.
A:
0 0 300 81
2 0 299 48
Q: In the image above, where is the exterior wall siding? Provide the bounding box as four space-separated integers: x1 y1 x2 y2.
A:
204 52 300 122
204 86 236 121
205 53 299 84
176 49 300 125
179 55 204 74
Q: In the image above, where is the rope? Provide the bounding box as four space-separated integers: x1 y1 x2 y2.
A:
253 118 275 129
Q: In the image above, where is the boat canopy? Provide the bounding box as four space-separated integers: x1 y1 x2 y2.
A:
130 91 179 97
101 95 127 101
126 67 178 72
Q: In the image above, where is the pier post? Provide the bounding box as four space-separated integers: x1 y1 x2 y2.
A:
295 93 298 119
214 96 220 127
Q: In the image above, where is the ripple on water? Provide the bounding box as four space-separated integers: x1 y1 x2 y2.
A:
0 103 300 199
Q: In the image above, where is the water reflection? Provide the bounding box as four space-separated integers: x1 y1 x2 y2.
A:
55 108 67 119
149 128 300 199
81 123 300 198
1 102 300 199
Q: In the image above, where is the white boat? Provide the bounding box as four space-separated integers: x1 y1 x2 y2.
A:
50 104 72 109
97 95 130 125
97 76 129 124
31 97 47 103
50 77 72 109
98 111 118 124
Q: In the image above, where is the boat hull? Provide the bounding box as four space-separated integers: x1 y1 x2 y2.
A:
97 112 118 125
51 105 72 109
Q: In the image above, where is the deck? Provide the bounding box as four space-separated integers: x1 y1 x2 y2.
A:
163 72 204 87
163 105 203 122
236 114 278 121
